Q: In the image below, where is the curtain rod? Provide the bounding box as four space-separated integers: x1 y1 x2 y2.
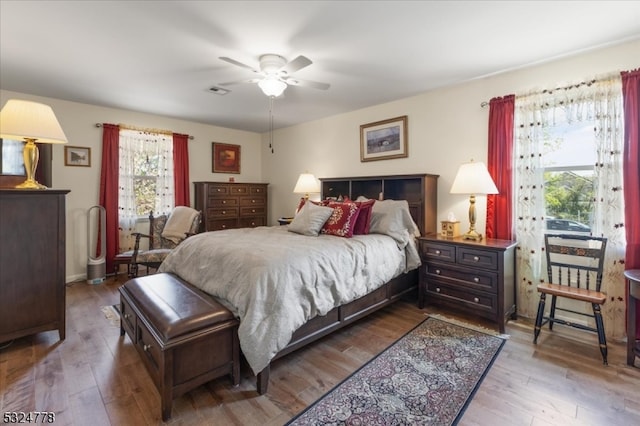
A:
95 123 193 139
480 71 620 108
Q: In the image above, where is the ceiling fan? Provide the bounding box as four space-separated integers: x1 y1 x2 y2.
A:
218 54 330 97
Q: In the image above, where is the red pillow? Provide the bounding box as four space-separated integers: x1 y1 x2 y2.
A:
296 197 305 213
296 198 325 213
321 201 361 238
353 199 375 235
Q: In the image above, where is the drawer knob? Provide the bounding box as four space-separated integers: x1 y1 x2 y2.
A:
435 250 441 255
436 287 441 293
474 277 480 283
473 256 480 262
222 211 226 214
124 313 131 319
222 225 226 229
217 189 221 192
143 344 152 352
222 200 226 204
252 200 256 203
435 269 441 275
251 209 256 213
473 297 480 303
257 189 261 192
251 222 255 226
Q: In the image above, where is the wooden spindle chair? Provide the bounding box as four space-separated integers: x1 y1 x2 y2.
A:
533 233 608 364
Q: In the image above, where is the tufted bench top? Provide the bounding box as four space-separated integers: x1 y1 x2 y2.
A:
122 273 235 341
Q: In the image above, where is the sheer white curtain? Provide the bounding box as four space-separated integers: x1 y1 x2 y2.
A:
514 75 627 339
118 129 174 252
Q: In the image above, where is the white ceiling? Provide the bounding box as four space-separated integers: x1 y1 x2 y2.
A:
1 1 639 133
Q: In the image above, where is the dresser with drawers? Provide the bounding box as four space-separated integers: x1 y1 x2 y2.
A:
418 234 517 333
194 181 269 232
0 189 69 343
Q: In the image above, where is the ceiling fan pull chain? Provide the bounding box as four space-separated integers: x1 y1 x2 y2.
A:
269 96 275 154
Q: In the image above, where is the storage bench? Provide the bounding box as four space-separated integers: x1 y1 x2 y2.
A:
119 273 240 421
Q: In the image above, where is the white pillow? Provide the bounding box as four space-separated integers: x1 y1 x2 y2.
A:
370 199 421 239
288 201 334 236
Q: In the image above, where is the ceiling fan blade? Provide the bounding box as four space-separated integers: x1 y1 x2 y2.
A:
219 78 261 86
285 77 330 90
219 57 259 73
279 55 312 75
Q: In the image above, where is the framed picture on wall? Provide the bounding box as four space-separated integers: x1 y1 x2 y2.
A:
212 142 241 173
360 115 408 162
64 146 91 167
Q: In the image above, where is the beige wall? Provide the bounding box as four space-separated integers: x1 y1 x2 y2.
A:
0 90 263 282
2 39 638 283
263 40 640 229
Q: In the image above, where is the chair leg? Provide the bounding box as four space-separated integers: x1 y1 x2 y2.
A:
549 295 557 331
592 303 608 365
130 263 139 278
534 293 546 344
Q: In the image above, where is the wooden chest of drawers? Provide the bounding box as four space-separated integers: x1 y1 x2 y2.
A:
194 181 268 232
418 235 517 333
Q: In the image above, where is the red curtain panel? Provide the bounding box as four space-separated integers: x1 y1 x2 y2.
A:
486 95 515 240
173 133 190 207
621 69 640 338
98 123 120 274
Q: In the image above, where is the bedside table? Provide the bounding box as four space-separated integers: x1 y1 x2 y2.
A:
277 217 293 225
418 234 518 333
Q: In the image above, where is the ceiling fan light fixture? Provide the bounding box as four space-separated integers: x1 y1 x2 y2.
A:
258 76 287 97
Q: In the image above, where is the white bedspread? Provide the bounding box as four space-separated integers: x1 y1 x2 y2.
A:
158 226 418 374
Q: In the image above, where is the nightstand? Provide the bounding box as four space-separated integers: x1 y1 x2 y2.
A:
278 217 293 225
418 234 518 333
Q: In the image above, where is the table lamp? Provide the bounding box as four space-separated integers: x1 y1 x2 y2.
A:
0 99 67 189
293 172 320 200
450 159 498 241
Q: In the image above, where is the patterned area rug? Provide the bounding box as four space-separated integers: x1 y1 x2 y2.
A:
100 304 120 327
287 316 506 425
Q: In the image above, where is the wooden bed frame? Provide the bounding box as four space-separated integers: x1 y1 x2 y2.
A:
255 173 439 393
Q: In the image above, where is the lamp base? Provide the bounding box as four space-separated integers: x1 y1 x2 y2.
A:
16 179 47 190
462 229 483 241
15 138 48 189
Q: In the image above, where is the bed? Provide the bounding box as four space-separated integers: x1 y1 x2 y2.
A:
158 173 438 393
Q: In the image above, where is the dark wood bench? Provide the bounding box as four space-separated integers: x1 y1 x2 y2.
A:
119 273 239 421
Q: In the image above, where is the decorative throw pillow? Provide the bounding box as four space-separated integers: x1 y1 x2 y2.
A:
320 201 361 238
288 201 334 236
353 199 375 235
296 197 327 213
369 199 421 238
295 197 307 213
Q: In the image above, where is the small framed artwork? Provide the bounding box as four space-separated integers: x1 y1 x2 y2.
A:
64 146 91 167
360 115 408 162
212 142 241 174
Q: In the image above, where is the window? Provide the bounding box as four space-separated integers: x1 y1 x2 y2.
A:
543 120 595 233
118 129 174 251
131 142 165 216
513 75 626 340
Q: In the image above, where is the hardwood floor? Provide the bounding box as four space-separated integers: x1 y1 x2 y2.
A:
1 275 639 425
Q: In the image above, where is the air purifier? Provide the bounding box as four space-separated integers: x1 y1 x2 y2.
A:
87 205 106 284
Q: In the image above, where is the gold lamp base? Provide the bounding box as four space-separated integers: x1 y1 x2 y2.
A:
15 138 47 190
462 229 483 241
462 194 483 241
16 178 47 190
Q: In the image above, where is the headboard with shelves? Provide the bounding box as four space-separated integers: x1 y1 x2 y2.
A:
319 173 439 236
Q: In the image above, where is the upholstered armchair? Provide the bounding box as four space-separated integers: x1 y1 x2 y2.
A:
129 207 202 277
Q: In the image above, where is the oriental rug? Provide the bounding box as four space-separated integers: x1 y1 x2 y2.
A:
287 316 506 425
100 304 120 327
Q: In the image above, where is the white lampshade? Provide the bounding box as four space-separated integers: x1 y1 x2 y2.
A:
258 76 287 97
293 173 320 196
450 160 498 195
0 99 68 144
1 99 67 189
